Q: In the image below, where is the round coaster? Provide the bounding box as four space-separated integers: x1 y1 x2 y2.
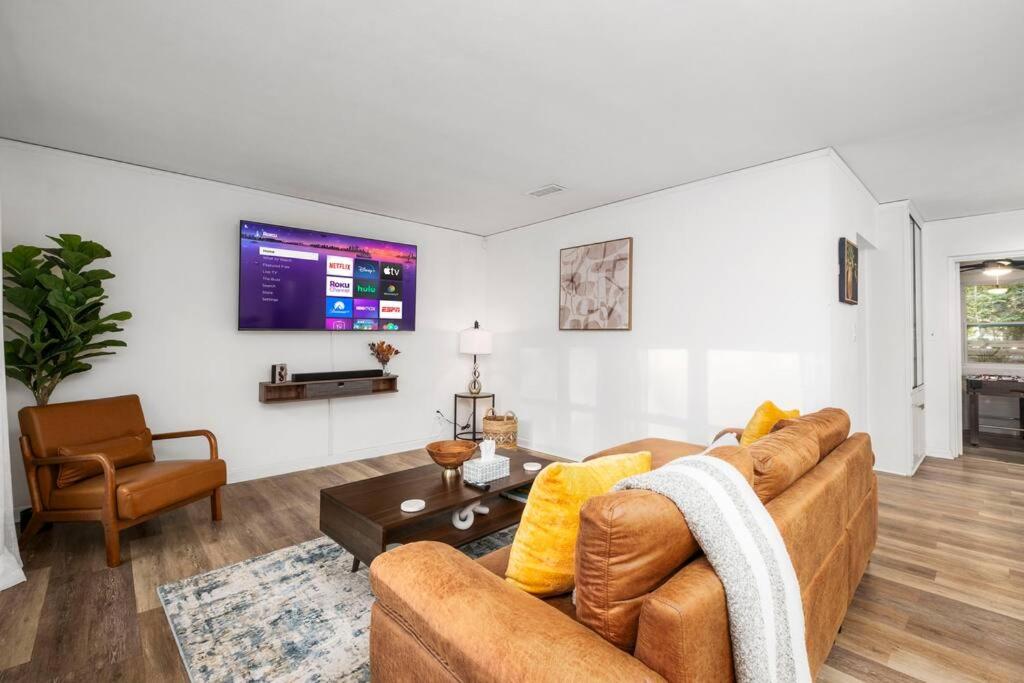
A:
523 462 542 472
400 499 426 513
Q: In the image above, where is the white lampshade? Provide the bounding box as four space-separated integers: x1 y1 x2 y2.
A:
459 324 493 355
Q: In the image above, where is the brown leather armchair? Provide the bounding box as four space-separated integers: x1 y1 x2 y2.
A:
17 394 227 567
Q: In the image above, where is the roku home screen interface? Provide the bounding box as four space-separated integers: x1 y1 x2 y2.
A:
238 221 417 331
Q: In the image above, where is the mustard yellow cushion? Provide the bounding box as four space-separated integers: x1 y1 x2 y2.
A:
739 401 800 446
505 451 652 596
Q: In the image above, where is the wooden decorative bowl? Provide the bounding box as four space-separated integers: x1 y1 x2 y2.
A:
425 440 478 480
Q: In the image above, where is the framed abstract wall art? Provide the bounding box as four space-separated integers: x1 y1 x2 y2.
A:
559 237 633 330
838 237 859 305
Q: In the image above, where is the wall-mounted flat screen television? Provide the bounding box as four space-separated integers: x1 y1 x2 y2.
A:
238 221 417 331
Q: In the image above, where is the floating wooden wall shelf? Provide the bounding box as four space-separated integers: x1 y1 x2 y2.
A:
259 374 398 404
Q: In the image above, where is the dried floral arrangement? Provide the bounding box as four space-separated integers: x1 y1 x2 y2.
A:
368 340 400 372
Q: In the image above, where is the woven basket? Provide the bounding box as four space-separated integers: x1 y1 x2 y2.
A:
482 408 518 448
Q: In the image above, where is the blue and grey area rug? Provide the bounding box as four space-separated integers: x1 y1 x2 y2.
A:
158 527 517 682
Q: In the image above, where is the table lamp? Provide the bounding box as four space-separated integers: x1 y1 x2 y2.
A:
459 320 492 394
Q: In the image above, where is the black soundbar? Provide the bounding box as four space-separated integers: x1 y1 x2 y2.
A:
291 369 384 382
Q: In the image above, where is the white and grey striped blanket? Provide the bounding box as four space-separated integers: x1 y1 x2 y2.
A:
615 454 811 683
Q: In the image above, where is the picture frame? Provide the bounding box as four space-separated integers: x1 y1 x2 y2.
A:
559 237 633 330
839 237 858 305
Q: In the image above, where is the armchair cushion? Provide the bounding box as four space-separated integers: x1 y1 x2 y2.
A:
55 429 155 488
47 459 226 519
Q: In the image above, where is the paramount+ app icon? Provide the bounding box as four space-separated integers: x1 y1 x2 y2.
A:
325 297 353 318
354 279 379 297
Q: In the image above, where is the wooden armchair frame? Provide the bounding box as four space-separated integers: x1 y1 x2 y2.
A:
19 429 222 567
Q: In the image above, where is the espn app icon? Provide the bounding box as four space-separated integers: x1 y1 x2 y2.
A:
325 276 353 297
326 255 354 277
379 301 403 320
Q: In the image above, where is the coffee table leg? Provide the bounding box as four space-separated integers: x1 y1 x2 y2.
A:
351 556 360 572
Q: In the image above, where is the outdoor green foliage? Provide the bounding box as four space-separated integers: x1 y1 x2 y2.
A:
3 234 131 406
964 282 1024 327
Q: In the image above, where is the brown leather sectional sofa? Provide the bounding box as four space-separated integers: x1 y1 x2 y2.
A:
370 408 877 681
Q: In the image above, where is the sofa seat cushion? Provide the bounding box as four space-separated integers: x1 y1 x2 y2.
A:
574 445 754 650
55 429 155 488
584 438 705 469
772 407 851 458
476 544 580 622
48 459 226 519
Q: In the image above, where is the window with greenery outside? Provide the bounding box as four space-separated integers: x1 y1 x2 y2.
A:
964 282 1024 364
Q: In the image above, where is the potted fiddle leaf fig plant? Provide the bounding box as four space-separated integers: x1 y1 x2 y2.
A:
2 234 132 406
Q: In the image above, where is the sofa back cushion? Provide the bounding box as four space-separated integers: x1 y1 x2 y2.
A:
772 407 850 458
55 429 155 488
574 445 753 650
748 424 820 502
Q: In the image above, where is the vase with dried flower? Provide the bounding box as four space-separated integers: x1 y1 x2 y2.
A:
368 340 400 375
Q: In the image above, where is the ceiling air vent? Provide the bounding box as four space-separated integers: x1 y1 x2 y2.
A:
527 184 566 198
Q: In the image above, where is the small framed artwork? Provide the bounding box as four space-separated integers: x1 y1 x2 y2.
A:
838 237 858 305
559 237 633 330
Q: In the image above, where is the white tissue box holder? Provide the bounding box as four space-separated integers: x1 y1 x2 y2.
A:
463 454 510 483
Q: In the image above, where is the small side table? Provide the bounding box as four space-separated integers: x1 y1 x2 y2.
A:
454 392 495 441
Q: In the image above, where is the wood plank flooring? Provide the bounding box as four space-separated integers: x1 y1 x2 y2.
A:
1 449 1021 682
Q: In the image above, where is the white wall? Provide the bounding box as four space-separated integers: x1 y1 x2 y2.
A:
484 150 882 460
922 208 1024 458
0 141 486 510
866 201 919 474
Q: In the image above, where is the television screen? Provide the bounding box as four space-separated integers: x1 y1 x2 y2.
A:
238 221 417 331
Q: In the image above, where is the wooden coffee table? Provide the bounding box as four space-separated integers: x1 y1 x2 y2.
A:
320 447 552 571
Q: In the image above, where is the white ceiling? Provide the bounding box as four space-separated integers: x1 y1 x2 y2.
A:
1 1 1022 235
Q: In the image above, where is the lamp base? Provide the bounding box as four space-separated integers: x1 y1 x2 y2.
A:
468 356 482 395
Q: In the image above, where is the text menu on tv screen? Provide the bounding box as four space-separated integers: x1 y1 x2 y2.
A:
238 221 417 331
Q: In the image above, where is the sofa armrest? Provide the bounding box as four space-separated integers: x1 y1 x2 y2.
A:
371 542 664 682
634 557 733 682
152 429 219 459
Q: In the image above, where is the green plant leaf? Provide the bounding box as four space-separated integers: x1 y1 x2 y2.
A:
61 269 86 290
5 287 46 314
59 249 93 271
80 269 115 282
36 273 65 290
102 311 132 322
78 241 111 259
51 234 83 249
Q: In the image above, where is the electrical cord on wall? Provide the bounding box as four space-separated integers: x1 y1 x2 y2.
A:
327 331 335 461
436 409 472 431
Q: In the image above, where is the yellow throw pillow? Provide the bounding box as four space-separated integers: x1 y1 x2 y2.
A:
505 451 652 596
739 401 800 446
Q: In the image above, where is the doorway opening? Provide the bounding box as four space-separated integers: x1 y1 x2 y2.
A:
958 256 1024 458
